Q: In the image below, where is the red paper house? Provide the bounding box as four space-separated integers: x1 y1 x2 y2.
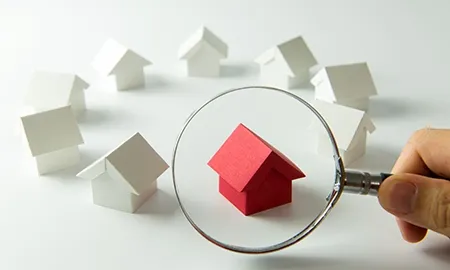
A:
207 123 306 216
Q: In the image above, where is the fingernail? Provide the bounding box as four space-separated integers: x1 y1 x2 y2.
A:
389 182 418 214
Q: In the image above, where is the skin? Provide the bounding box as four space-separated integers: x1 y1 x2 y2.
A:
378 128 450 242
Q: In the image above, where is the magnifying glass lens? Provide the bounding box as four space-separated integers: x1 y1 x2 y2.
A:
173 87 339 252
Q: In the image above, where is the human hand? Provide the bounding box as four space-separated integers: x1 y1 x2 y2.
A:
378 128 450 242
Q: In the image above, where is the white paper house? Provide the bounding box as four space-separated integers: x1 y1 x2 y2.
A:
313 100 375 167
92 38 152 90
24 70 89 117
178 26 228 77
255 36 318 89
20 105 84 175
311 62 377 111
76 132 169 213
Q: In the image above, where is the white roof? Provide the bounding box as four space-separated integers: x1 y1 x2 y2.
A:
20 105 84 156
178 26 228 60
91 39 152 76
311 62 377 101
77 132 169 195
255 36 317 77
24 71 89 110
312 100 375 151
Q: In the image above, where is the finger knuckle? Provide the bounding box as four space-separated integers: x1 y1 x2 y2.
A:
410 127 432 143
406 128 434 152
429 191 450 230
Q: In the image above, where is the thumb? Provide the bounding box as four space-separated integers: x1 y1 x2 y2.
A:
378 173 450 237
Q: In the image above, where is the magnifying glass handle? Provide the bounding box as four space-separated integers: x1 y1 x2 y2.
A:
343 170 392 196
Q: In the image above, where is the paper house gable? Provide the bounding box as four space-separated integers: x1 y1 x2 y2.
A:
76 132 169 213
24 70 89 117
255 36 318 89
312 100 375 166
311 62 377 111
20 105 84 175
208 123 306 216
178 26 228 77
91 38 152 90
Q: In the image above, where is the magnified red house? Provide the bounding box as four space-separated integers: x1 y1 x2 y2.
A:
207 123 306 216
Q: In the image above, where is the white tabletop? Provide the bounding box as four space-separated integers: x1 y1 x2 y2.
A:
1 0 450 269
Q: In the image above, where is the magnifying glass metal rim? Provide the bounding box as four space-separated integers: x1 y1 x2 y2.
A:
171 86 347 254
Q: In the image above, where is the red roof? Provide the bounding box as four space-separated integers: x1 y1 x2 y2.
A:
207 123 305 192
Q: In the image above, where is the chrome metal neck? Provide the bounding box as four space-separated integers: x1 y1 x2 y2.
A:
343 170 391 196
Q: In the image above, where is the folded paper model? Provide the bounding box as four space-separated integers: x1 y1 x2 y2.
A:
24 70 89 118
208 123 306 216
20 105 84 175
178 26 228 77
311 62 377 111
255 35 318 90
312 100 376 166
76 132 169 213
92 38 152 90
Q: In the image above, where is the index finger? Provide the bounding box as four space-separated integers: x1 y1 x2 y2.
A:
392 128 450 179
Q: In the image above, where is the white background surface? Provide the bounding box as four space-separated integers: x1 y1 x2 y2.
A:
1 0 450 269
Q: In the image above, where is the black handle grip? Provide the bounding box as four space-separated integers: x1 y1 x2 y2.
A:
380 173 393 182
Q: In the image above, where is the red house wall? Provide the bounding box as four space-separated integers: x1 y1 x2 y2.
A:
246 170 292 215
219 177 247 214
218 169 292 216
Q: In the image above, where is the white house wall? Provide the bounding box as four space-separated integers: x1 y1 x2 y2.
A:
186 44 221 77
25 71 74 112
109 51 149 90
91 172 136 213
313 75 337 102
317 122 368 166
287 70 310 89
115 68 145 90
334 97 370 111
130 180 157 213
69 89 86 117
342 138 367 166
347 125 367 151
341 126 368 166
259 59 291 89
35 146 80 175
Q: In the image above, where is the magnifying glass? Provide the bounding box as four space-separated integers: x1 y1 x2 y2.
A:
171 86 391 254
